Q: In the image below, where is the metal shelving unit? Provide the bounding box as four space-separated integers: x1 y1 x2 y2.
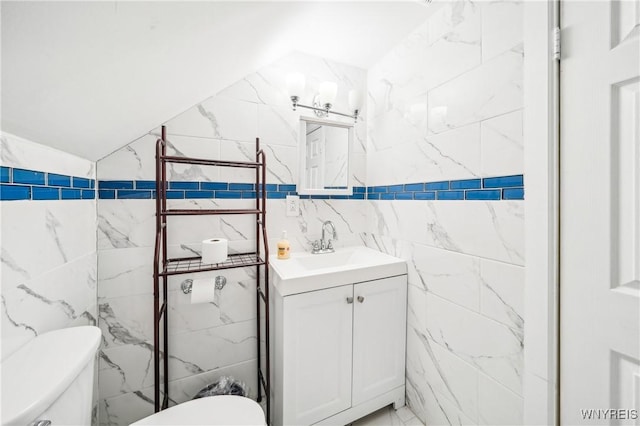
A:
153 125 270 424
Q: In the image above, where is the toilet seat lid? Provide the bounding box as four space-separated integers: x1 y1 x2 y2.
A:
130 395 266 425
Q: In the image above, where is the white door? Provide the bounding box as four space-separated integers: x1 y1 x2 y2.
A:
306 125 325 189
561 1 640 423
282 285 353 425
352 276 407 406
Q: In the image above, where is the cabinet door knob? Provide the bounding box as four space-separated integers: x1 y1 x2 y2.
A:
357 296 365 303
346 297 354 304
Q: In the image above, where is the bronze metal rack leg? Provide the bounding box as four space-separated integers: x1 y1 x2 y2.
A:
255 137 262 405
161 127 169 408
260 146 270 425
153 130 163 412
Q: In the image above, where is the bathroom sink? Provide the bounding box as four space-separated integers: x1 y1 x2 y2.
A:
270 246 406 296
294 249 359 270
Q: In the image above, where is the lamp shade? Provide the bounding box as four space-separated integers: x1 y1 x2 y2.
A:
348 89 363 111
318 81 338 106
286 72 306 97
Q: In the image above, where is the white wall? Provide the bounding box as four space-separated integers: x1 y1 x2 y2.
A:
0 131 98 422
365 1 526 424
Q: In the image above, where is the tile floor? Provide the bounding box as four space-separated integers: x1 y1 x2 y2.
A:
352 405 424 426
259 403 422 426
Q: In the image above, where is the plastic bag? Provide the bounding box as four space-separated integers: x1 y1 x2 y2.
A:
192 376 247 399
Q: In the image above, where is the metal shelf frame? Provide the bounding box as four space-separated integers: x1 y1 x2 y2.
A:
153 125 271 423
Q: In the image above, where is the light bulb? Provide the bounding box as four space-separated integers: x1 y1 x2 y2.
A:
348 89 363 111
318 81 338 107
286 72 305 97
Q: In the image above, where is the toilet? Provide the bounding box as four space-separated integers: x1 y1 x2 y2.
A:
130 395 266 425
1 326 101 426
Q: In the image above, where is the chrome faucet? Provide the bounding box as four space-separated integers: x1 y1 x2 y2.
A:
311 220 338 254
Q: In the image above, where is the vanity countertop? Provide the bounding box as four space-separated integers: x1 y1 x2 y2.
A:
269 245 407 296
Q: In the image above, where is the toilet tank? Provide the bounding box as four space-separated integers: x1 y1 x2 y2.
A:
1 326 101 426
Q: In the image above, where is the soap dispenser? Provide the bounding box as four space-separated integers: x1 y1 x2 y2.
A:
277 231 290 260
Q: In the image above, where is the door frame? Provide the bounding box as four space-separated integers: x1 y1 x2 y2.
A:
523 0 560 424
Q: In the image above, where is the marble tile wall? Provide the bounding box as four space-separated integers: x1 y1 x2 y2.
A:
366 1 525 425
0 131 99 422
95 51 367 425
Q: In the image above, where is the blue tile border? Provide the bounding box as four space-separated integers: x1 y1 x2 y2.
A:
32 186 60 200
99 180 134 190
201 182 228 191
414 191 436 200
465 189 502 200
0 167 10 183
118 190 152 199
0 167 96 201
503 187 525 200
13 168 46 186
48 173 71 187
73 177 92 189
426 181 449 191
483 175 523 188
135 180 157 190
366 175 524 201
62 188 83 200
98 189 116 199
0 167 524 201
437 190 464 200
404 183 424 192
229 183 254 191
450 178 481 190
169 181 199 190
0 184 31 200
92 181 372 200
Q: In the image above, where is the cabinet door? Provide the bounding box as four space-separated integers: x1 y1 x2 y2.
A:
352 276 407 405
283 285 353 425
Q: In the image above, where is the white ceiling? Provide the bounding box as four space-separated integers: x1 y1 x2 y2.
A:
1 1 434 161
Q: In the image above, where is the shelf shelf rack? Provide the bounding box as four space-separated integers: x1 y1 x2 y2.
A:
153 125 271 424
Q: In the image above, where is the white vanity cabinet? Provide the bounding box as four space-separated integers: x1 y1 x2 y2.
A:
270 274 407 426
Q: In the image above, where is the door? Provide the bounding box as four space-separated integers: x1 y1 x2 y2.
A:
561 1 640 423
352 276 407 405
306 124 325 189
282 285 353 425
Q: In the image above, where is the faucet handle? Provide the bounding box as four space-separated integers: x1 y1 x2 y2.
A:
326 239 334 250
309 240 321 252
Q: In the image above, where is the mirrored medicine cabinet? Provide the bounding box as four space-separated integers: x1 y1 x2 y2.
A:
298 117 353 196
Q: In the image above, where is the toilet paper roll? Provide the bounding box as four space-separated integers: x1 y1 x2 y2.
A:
190 278 216 304
202 238 228 264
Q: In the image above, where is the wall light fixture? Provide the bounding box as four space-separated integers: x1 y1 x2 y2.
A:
287 72 362 122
